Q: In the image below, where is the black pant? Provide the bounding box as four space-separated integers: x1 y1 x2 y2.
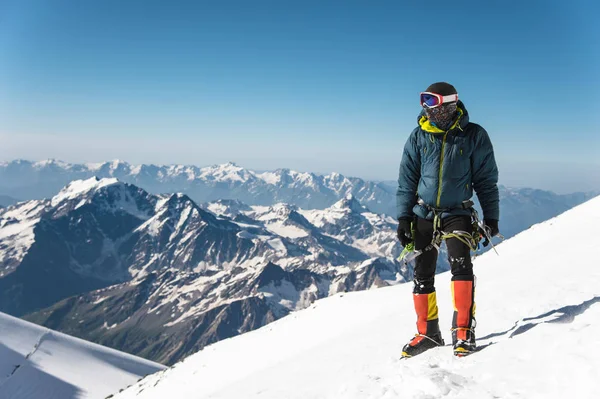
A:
413 215 474 294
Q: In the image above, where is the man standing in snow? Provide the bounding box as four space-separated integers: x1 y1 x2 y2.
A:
396 82 499 357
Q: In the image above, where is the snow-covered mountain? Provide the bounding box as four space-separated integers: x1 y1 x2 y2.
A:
0 178 158 315
1 178 408 364
0 311 164 399
1 159 595 242
111 195 600 399
0 159 395 215
0 177 297 315
299 194 400 259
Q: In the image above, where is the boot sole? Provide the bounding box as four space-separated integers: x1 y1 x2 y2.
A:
401 340 445 359
453 347 475 357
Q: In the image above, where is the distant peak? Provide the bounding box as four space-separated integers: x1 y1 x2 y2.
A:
36 158 57 165
199 162 255 183
10 159 33 165
326 171 346 181
332 195 368 213
209 162 242 170
109 159 128 169
34 159 72 169
271 202 297 212
202 162 244 171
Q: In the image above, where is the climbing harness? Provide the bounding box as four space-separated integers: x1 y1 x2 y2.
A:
398 199 504 264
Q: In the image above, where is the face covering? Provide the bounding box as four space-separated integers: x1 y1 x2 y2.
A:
425 102 458 131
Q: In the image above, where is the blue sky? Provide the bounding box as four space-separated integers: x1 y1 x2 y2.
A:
0 0 598 193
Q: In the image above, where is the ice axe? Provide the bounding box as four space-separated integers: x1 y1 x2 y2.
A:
478 221 505 255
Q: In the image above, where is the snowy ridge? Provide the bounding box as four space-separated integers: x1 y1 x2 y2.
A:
50 176 118 207
0 311 164 399
1 159 596 239
114 196 600 399
0 201 47 276
198 162 255 183
299 195 402 259
0 178 160 315
0 159 396 216
50 177 155 221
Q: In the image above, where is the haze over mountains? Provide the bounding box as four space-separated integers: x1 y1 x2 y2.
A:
0 196 18 208
1 159 596 239
0 159 392 213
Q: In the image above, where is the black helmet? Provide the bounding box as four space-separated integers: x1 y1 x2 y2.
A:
425 82 458 96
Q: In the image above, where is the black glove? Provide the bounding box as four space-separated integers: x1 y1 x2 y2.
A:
397 218 413 247
484 219 499 237
480 219 499 247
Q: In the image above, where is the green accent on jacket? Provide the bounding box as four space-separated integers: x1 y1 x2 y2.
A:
396 101 499 221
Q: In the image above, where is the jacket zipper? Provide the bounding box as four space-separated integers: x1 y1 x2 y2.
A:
436 132 448 207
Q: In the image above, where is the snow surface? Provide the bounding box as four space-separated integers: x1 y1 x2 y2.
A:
0 201 47 275
51 177 119 207
0 312 165 399
115 196 600 399
264 222 309 239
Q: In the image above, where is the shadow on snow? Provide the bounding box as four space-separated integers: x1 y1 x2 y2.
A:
475 296 600 352
0 342 83 399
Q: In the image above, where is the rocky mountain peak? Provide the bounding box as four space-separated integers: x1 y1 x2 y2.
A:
332 194 369 213
270 203 297 218
51 177 120 207
49 177 156 221
198 162 255 183
253 262 288 289
204 199 253 217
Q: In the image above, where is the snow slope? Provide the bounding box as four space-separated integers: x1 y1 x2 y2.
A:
115 196 600 399
0 312 165 399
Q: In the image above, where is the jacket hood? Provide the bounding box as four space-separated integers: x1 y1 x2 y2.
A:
418 100 470 133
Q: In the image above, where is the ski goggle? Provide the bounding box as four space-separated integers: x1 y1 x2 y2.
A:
420 92 459 108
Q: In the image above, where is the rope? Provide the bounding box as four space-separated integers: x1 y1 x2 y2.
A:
397 200 483 264
410 333 442 346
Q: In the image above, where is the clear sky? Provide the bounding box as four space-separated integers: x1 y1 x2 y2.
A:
1 0 598 193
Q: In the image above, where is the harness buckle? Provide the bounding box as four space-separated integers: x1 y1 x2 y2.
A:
417 198 475 213
461 199 475 209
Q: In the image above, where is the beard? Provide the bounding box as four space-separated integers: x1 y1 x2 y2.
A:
425 102 458 131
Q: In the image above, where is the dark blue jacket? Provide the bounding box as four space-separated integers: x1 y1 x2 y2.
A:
396 101 499 221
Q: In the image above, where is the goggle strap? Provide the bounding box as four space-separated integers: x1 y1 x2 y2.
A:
440 94 458 103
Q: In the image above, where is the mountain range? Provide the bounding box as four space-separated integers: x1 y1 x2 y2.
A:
1 160 596 239
0 159 393 214
1 177 406 365
1 159 597 366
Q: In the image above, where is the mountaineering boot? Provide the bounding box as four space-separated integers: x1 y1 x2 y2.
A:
452 327 476 357
402 331 444 358
451 276 477 356
401 290 444 358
